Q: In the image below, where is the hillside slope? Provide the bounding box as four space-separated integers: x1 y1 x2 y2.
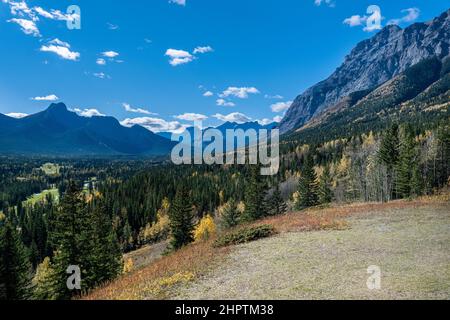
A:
279 9 450 134
86 197 450 300
173 202 450 300
288 57 450 144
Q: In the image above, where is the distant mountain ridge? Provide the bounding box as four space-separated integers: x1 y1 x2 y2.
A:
158 121 278 151
0 103 174 156
279 8 450 134
158 121 278 140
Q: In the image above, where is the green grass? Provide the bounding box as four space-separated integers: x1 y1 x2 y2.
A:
23 188 59 206
40 163 60 176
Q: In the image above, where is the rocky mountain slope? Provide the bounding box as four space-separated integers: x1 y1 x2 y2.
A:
279 9 450 134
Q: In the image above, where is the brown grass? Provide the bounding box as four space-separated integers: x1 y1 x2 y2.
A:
84 193 449 300
84 240 230 300
252 198 441 233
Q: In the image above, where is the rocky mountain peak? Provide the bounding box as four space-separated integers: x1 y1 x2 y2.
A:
278 8 450 134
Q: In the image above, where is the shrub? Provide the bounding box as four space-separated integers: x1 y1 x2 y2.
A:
213 225 276 248
138 198 171 245
194 215 216 242
123 258 134 274
138 213 170 245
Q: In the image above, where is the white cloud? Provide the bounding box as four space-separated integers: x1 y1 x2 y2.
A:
193 46 214 54
216 99 235 107
315 0 335 8
40 39 80 61
33 6 79 23
123 103 156 115
220 87 260 99
8 18 40 36
344 9 384 32
273 115 283 123
165 49 194 66
4 0 36 20
213 112 251 123
93 72 109 79
6 112 28 119
169 0 186 6
33 6 52 19
3 2 80 36
258 115 283 125
401 8 420 22
388 8 420 25
48 38 70 47
102 51 119 58
75 108 105 118
96 58 106 65
107 22 119 30
271 101 293 113
31 94 59 101
174 113 208 121
120 117 186 133
203 91 214 97
343 15 367 27
264 94 283 99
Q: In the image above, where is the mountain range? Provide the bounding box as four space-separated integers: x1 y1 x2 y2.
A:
1 8 448 156
158 121 277 141
0 104 277 156
279 8 450 134
0 103 173 156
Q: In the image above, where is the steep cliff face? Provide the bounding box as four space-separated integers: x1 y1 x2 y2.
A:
279 9 450 134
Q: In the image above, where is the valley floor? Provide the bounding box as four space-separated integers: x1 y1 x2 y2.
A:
171 203 450 300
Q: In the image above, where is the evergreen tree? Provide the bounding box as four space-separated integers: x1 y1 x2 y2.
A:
169 185 195 250
49 181 90 299
318 165 333 204
410 160 423 198
221 198 240 229
436 124 450 188
267 183 287 216
0 221 32 300
84 199 122 289
378 124 400 201
296 154 319 209
243 165 267 221
32 257 57 300
397 125 417 198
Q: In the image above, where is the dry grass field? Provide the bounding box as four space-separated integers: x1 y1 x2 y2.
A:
86 194 450 300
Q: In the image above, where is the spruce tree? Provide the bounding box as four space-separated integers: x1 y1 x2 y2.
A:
85 199 122 289
243 165 267 222
169 185 195 250
397 125 417 198
296 154 319 209
49 181 90 299
410 161 423 197
436 124 450 188
267 183 287 216
32 257 57 300
318 165 333 204
221 198 240 229
0 221 32 300
378 124 400 201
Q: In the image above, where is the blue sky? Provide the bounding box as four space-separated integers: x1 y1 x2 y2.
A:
0 0 448 132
